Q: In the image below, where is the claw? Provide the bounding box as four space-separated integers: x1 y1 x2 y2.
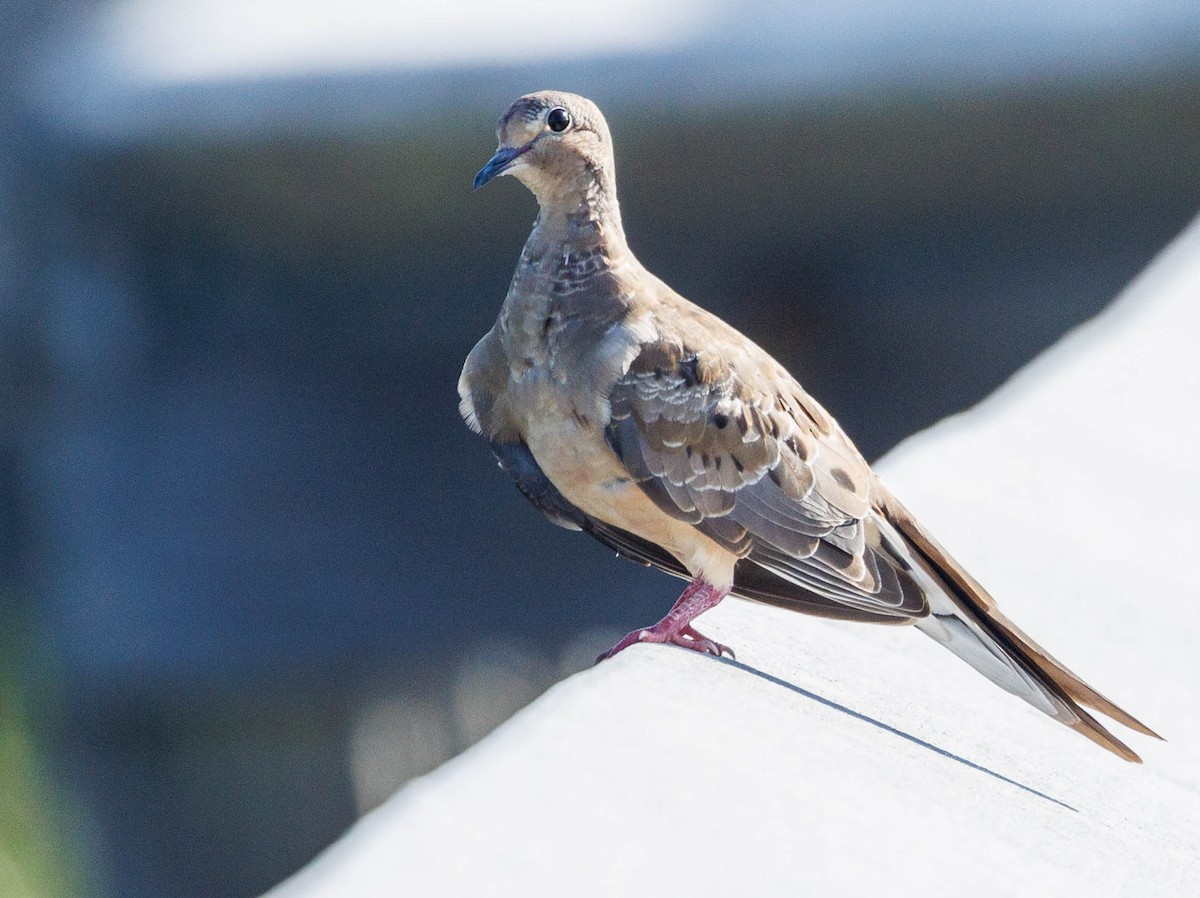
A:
595 629 647 663
680 625 735 659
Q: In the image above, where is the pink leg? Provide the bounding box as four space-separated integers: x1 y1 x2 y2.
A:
597 578 734 662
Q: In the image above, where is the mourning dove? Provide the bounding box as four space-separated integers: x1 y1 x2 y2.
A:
460 90 1160 761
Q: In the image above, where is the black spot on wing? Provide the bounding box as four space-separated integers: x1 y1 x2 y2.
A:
678 354 701 387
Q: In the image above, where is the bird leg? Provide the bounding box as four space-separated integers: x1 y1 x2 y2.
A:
597 578 733 662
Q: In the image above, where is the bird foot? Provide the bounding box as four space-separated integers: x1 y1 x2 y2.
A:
595 623 734 662
679 625 736 660
595 579 733 662
595 627 657 662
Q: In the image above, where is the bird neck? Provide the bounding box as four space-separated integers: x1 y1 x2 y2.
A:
525 171 629 265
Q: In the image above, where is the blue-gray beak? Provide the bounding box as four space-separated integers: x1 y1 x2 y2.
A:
473 145 530 190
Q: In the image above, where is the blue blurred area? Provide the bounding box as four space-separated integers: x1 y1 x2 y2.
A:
3 2 1199 897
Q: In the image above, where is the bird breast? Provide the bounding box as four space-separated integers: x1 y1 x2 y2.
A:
507 340 737 589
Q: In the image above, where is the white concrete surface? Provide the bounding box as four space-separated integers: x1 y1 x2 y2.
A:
268 215 1200 896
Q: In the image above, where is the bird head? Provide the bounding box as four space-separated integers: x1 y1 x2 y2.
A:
473 91 615 204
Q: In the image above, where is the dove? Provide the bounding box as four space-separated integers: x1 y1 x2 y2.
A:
459 90 1160 761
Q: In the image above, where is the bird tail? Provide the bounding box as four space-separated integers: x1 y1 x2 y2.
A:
876 489 1162 763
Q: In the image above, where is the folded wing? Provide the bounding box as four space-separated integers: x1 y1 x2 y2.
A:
604 336 927 622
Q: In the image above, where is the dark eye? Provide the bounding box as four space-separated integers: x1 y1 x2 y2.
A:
546 107 571 133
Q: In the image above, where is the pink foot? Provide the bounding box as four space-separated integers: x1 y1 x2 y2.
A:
679 625 736 660
596 578 733 662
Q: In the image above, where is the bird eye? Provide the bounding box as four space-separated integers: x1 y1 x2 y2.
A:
546 107 572 133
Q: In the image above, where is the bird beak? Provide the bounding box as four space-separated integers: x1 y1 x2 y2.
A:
473 145 530 190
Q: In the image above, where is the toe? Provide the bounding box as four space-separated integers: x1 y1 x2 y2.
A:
678 626 736 659
596 628 651 663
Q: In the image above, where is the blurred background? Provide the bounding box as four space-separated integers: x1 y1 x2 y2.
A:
1 1 1198 895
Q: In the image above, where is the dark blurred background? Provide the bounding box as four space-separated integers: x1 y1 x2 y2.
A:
2 2 1198 896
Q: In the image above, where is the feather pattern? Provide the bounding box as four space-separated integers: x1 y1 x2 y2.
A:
604 335 926 618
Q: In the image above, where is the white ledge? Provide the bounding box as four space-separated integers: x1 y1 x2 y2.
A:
269 215 1200 896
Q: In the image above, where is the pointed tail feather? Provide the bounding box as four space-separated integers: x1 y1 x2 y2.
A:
982 605 1162 740
876 489 1161 762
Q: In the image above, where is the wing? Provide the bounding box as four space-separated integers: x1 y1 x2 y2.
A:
459 323 520 443
490 438 907 624
605 336 927 622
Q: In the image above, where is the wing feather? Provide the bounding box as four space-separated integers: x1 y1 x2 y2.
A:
605 337 926 619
